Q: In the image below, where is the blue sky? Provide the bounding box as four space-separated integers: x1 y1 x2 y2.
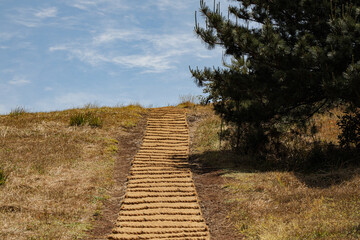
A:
0 0 232 114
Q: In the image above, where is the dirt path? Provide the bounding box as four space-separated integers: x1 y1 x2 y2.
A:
108 107 210 240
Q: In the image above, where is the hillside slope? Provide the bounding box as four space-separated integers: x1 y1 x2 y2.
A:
0 105 147 240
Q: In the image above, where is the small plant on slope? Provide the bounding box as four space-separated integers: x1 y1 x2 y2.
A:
70 112 103 128
9 106 27 117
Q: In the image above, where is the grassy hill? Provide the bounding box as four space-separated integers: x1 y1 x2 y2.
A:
187 105 360 240
1 103 359 240
0 105 147 240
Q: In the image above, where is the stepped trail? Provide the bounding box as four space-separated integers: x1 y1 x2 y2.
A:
108 107 210 240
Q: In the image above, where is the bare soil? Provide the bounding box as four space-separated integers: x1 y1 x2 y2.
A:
190 170 243 240
87 114 147 240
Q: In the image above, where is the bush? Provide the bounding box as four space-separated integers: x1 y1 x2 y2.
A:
70 112 103 128
70 113 86 126
87 114 103 128
338 110 360 149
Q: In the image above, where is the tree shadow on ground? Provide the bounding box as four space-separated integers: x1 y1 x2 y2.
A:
188 147 360 189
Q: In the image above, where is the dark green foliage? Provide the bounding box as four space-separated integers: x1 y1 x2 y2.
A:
191 0 360 150
287 142 359 172
338 110 360 149
70 112 103 128
226 123 269 153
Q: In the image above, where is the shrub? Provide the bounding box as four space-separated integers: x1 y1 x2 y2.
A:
70 112 103 128
70 113 86 126
87 113 103 128
338 110 360 149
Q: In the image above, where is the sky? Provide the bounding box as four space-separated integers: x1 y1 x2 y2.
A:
0 0 233 114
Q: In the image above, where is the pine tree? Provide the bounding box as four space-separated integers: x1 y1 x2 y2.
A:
191 0 360 149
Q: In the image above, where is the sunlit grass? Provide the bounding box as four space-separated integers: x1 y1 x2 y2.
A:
224 170 360 240
0 105 147 240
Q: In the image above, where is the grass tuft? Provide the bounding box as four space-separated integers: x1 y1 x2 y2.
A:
70 112 103 128
83 102 100 109
70 113 86 126
177 94 200 108
9 106 27 117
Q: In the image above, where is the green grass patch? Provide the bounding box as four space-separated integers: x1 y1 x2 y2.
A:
70 111 103 128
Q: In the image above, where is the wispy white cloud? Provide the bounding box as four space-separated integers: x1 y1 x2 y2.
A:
70 48 108 65
8 7 58 27
150 33 198 51
49 26 218 73
66 0 129 12
49 45 68 52
35 7 58 18
112 54 173 73
46 0 223 73
50 43 175 73
10 9 41 27
50 45 108 65
8 76 31 86
93 29 142 44
70 0 96 11
151 0 190 11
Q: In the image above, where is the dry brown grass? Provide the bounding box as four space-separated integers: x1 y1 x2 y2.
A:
188 105 360 240
223 169 360 240
0 105 147 240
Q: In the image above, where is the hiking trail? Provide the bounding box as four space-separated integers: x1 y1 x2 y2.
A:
108 107 210 240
